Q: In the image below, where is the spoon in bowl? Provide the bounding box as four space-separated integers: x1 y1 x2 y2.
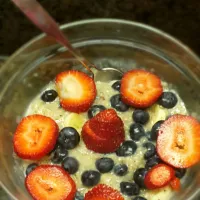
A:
11 0 123 82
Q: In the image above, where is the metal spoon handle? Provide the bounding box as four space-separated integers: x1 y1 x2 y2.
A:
11 0 94 73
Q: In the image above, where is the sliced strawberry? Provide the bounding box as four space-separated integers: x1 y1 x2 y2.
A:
85 184 124 200
25 165 76 200
144 163 175 190
120 69 163 108
13 114 59 160
170 177 181 191
157 114 200 168
55 70 96 113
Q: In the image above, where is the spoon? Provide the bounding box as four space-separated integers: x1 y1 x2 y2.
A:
11 0 123 81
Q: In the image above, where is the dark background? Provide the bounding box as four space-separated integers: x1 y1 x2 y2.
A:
0 0 200 55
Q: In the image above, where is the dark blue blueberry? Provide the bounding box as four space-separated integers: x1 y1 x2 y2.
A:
116 141 137 157
133 168 148 188
175 168 187 179
158 92 178 108
145 155 162 169
81 170 101 187
132 196 147 200
51 146 68 163
129 123 145 141
133 109 149 124
74 191 84 200
95 157 114 173
120 182 140 196
112 80 121 91
26 163 38 175
114 164 128 176
88 105 106 119
143 142 156 159
62 157 79 174
150 120 164 141
41 89 58 102
110 94 129 112
58 127 80 149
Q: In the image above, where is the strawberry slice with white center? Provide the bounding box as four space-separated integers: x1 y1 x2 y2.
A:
13 114 59 160
25 165 76 200
120 70 163 108
55 70 96 113
157 114 200 168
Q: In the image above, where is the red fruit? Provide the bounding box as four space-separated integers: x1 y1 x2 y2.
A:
84 184 124 200
55 70 96 113
144 164 175 189
25 165 76 200
120 69 163 108
13 114 59 160
157 114 200 168
170 177 181 191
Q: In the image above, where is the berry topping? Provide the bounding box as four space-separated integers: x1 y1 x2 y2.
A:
58 127 80 150
81 170 101 187
88 105 106 119
129 123 145 141
95 157 114 173
120 70 163 108
144 163 175 190
120 182 140 196
157 115 200 168
62 157 79 174
150 120 164 141
112 80 121 91
145 155 162 169
25 165 76 200
143 142 156 159
132 109 150 124
85 184 124 200
26 163 38 176
158 92 178 108
170 177 181 191
175 168 186 179
41 89 58 102
51 146 68 164
133 168 148 188
55 70 96 113
110 94 129 112
116 141 137 157
114 164 128 176
13 114 59 160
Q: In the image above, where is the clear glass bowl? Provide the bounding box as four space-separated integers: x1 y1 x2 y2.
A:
0 19 199 200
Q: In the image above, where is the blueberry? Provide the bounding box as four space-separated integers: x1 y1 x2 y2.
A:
175 168 187 179
95 157 114 173
41 89 58 102
133 168 148 188
51 146 68 163
133 109 149 124
116 141 137 157
145 131 152 141
145 155 162 169
74 191 84 200
150 120 164 141
58 127 80 149
88 105 106 119
62 157 79 174
81 170 101 187
132 196 147 200
143 142 156 159
158 92 178 108
110 94 129 112
114 164 128 176
26 163 38 175
112 80 121 91
120 182 140 196
129 123 145 141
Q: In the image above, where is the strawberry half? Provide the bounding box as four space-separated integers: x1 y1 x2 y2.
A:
120 69 163 108
170 177 181 191
144 163 175 190
55 70 96 113
13 114 59 160
25 165 76 200
84 184 124 200
81 109 125 153
157 114 200 168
